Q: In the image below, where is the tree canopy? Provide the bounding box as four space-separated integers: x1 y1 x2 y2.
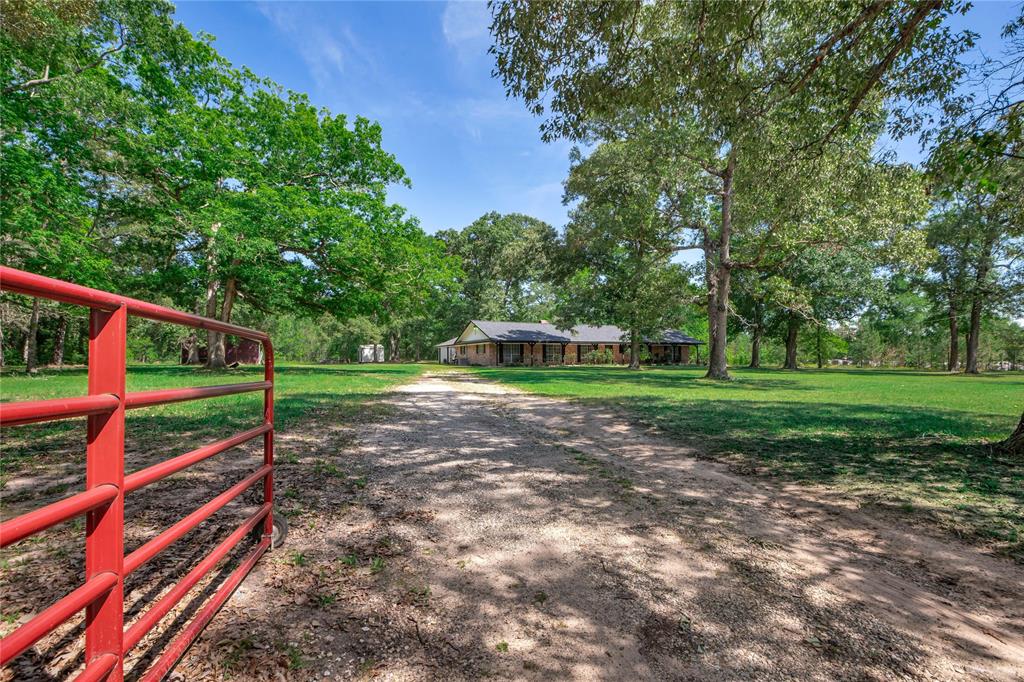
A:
490 0 971 378
1 0 457 368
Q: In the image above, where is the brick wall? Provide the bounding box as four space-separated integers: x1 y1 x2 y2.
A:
457 342 497 366
470 340 695 366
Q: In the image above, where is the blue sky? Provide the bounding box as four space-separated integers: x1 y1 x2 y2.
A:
173 1 1016 236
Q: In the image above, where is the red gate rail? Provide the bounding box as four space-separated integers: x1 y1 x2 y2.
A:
0 265 275 681
0 394 121 427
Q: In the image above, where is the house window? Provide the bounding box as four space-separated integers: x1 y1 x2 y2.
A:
476 344 484 354
458 346 466 356
577 344 593 359
505 343 522 364
543 344 562 363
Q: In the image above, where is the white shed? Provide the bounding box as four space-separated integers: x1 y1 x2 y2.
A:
359 344 385 363
436 337 457 364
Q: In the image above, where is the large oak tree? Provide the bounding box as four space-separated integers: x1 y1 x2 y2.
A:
553 139 702 368
2 0 456 369
490 0 969 378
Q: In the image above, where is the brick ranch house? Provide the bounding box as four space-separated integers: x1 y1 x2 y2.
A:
436 320 704 366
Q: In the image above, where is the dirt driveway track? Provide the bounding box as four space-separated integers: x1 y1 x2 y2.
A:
176 370 1024 681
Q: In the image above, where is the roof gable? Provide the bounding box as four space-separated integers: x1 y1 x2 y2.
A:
454 322 490 345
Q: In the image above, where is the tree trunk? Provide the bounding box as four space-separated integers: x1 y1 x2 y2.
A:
205 288 225 369
51 314 67 366
704 238 718 371
204 227 227 369
947 301 959 372
783 314 800 370
629 326 641 370
25 298 40 374
815 325 824 369
749 327 761 368
749 302 763 369
999 412 1024 455
211 275 238 366
965 229 996 374
388 330 400 362
705 153 735 380
185 332 200 364
965 295 983 374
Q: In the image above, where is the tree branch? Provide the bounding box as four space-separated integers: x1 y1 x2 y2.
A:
788 0 891 96
4 24 128 94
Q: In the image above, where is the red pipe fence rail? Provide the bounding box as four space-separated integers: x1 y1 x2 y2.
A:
0 265 276 681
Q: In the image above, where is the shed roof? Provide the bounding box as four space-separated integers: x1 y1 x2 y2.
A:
435 337 458 347
456 321 703 345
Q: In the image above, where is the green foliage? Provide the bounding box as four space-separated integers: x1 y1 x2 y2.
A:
314 593 337 607
312 460 345 479
926 8 1023 181
490 0 963 378
581 348 614 365
1 0 457 370
550 137 703 367
283 644 306 670
436 212 557 328
923 168 1024 370
262 314 383 364
491 1 969 145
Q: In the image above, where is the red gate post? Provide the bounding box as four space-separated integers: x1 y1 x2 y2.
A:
85 304 127 680
263 342 275 540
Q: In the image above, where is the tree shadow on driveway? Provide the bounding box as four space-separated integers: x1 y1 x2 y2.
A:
185 375 1024 680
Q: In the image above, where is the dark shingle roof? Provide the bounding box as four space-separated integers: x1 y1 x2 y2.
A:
435 337 458 347
462 321 703 345
659 330 705 344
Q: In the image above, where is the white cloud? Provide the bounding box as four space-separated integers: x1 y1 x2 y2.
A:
442 1 490 56
257 2 378 91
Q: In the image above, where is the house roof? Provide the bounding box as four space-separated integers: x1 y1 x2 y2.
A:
457 321 703 345
435 337 458 347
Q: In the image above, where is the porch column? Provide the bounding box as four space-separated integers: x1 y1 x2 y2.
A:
561 343 567 365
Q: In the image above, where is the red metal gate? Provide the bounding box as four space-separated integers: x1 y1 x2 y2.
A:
0 266 276 681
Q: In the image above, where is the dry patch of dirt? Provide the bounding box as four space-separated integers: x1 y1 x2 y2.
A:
4 371 1023 680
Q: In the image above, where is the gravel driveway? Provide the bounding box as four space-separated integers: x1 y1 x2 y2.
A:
171 370 1024 681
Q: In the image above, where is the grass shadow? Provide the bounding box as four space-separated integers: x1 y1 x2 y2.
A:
605 396 1023 559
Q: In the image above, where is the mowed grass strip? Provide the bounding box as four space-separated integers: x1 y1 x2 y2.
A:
472 366 1024 560
0 363 426 478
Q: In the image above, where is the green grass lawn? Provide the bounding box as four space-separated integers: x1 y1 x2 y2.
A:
471 365 1024 560
1 363 426 478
